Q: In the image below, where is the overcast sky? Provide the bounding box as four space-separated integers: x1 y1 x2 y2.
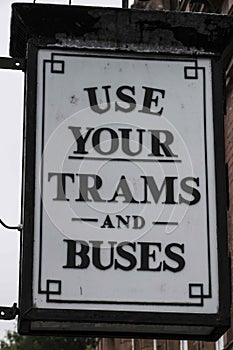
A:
0 0 134 339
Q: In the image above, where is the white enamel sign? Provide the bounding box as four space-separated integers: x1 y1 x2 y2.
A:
33 50 218 314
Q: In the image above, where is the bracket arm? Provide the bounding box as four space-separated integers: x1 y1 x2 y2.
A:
0 57 25 71
0 303 19 320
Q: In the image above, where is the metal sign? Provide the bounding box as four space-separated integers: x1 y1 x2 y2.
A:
13 4 232 340
35 52 217 311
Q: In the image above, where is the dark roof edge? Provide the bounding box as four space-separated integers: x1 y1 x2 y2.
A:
10 3 233 60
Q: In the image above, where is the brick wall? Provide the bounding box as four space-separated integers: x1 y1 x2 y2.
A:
222 0 233 14
132 0 171 10
225 56 233 350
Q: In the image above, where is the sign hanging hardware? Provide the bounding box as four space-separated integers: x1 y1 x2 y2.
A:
122 0 129 8
0 220 21 320
0 218 23 232
0 57 25 71
0 303 19 320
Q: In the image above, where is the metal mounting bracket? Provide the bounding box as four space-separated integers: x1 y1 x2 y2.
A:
0 303 19 320
0 57 25 71
122 0 129 8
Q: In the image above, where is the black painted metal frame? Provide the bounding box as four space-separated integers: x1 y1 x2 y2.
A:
11 3 232 340
17 43 230 341
0 57 25 70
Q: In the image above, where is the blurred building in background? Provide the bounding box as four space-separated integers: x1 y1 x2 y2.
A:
96 0 233 349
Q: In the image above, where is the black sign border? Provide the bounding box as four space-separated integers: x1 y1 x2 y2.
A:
38 52 211 307
18 42 231 340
